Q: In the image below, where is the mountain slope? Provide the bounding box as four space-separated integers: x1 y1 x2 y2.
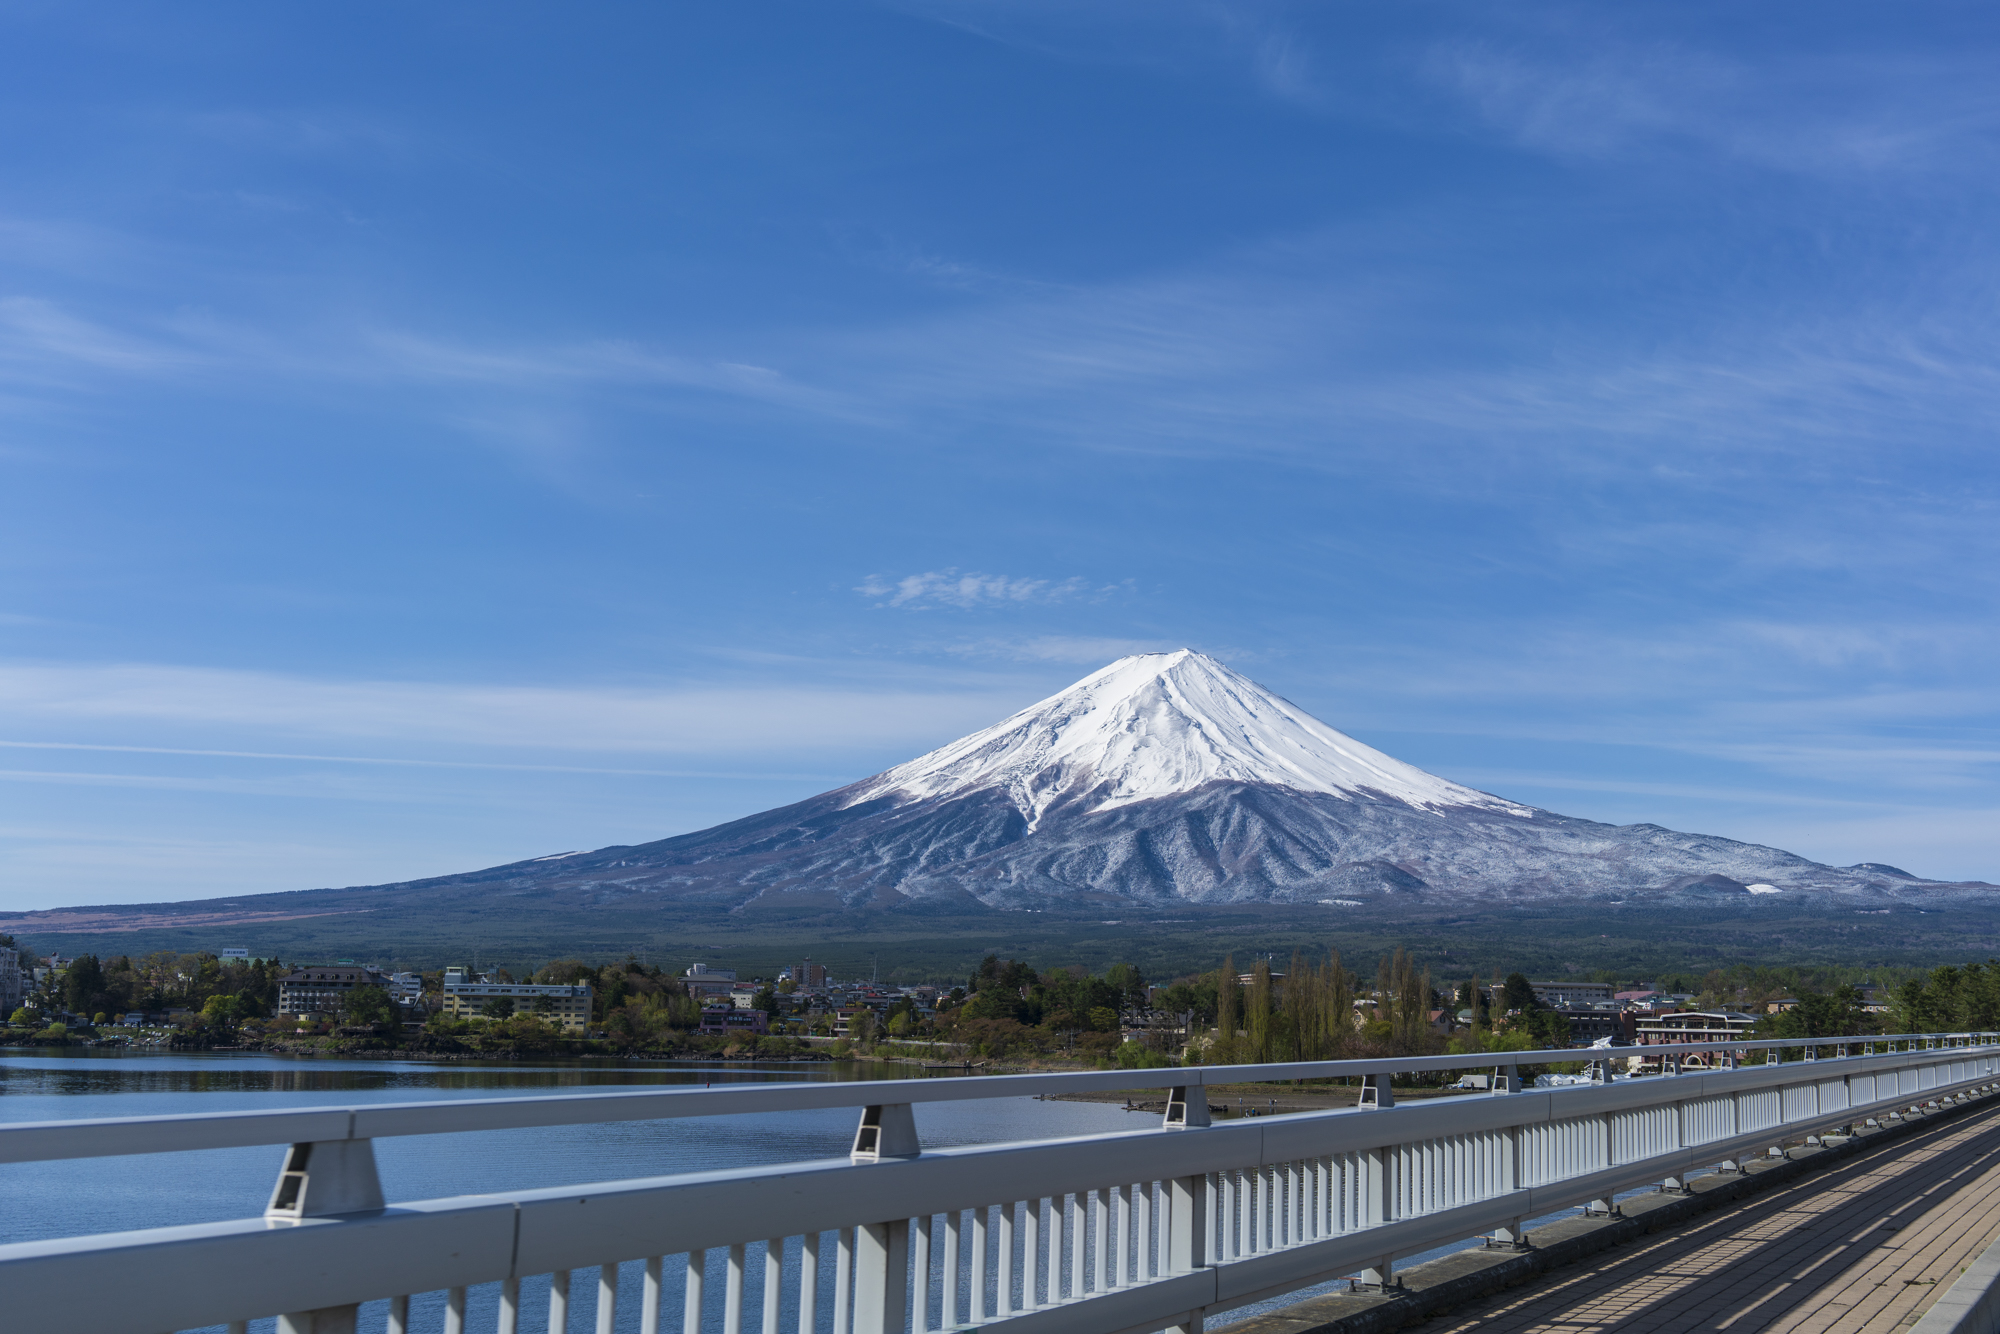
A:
337 650 1987 913
7 652 1991 953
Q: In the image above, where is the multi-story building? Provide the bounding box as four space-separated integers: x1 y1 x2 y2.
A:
1635 1010 1757 1066
794 960 828 990
440 968 593 1034
276 965 391 1018
1552 1006 1638 1045
697 1004 768 1037
683 963 738 1001
0 949 24 1015
385 972 426 1011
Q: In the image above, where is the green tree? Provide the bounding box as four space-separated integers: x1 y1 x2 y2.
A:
64 955 105 1016
1501 973 1538 1015
479 995 517 1022
201 994 241 1026
1765 987 1869 1039
342 985 397 1027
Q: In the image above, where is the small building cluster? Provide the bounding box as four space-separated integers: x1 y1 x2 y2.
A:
684 959 942 1040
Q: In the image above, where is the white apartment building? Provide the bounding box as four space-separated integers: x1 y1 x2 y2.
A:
441 967 593 1034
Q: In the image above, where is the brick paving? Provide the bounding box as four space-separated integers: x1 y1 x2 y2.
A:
1415 1102 2000 1334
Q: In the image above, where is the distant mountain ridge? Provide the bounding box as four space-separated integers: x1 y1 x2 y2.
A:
348 651 1988 913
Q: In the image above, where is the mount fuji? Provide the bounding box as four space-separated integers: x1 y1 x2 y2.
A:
9 651 1991 963
372 650 1981 913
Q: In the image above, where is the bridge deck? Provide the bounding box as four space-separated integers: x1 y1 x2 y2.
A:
1404 1100 2000 1334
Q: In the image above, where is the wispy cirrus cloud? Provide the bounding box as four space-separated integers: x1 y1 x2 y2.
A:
856 569 1124 610
0 659 1032 757
1423 29 2000 177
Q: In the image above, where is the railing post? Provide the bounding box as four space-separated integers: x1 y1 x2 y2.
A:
1358 1142 1394 1288
1168 1172 1211 1273
268 1138 384 1334
1359 1073 1394 1109
851 1219 909 1334
1491 1064 1520 1094
1164 1085 1211 1127
852 1105 919 1161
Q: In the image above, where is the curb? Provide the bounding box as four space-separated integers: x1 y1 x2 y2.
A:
1913 1217 2000 1334
1220 1086 2000 1334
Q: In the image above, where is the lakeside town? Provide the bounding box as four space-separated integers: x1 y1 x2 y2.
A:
4 937 1990 1070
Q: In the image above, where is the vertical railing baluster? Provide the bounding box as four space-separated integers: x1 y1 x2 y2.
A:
1136 1182 1152 1281
763 1240 783 1334
911 1219 930 1334
1112 1185 1129 1287
999 1200 1017 1314
684 1253 706 1334
1056 1200 1072 1304
1064 1192 1080 1296
598 1263 619 1334
1218 1170 1232 1260
1026 1197 1043 1309
553 1270 572 1334
726 1243 747 1334
1260 1166 1272 1251
1093 1188 1108 1294
387 1295 410 1334
1051 1194 1066 1302
798 1234 820 1334
971 1207 989 1323
499 1276 521 1334
1289 1161 1301 1245
641 1258 662 1334
444 1285 466 1334
942 1210 961 1329
833 1228 853 1334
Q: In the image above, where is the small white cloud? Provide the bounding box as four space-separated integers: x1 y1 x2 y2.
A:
857 568 1104 610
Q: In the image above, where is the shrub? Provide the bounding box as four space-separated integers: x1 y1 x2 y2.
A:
1114 1040 1171 1070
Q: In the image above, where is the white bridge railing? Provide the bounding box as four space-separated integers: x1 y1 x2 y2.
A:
4 1032 1998 1334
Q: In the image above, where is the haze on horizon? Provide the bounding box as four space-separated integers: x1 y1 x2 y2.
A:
2 2 1997 909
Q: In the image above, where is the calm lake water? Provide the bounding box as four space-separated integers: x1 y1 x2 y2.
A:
0 1047 1139 1245
0 1047 1614 1332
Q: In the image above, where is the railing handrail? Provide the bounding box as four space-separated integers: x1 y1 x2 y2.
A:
4 1034 1998 1334
0 1030 1987 1166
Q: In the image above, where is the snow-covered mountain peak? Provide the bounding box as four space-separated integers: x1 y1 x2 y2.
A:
844 650 1528 827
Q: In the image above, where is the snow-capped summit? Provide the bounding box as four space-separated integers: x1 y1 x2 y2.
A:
844 650 1529 828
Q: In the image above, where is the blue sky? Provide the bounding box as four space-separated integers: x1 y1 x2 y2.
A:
4 2 1999 907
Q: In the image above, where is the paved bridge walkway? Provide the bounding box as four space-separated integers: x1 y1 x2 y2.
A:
1244 1096 2000 1334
